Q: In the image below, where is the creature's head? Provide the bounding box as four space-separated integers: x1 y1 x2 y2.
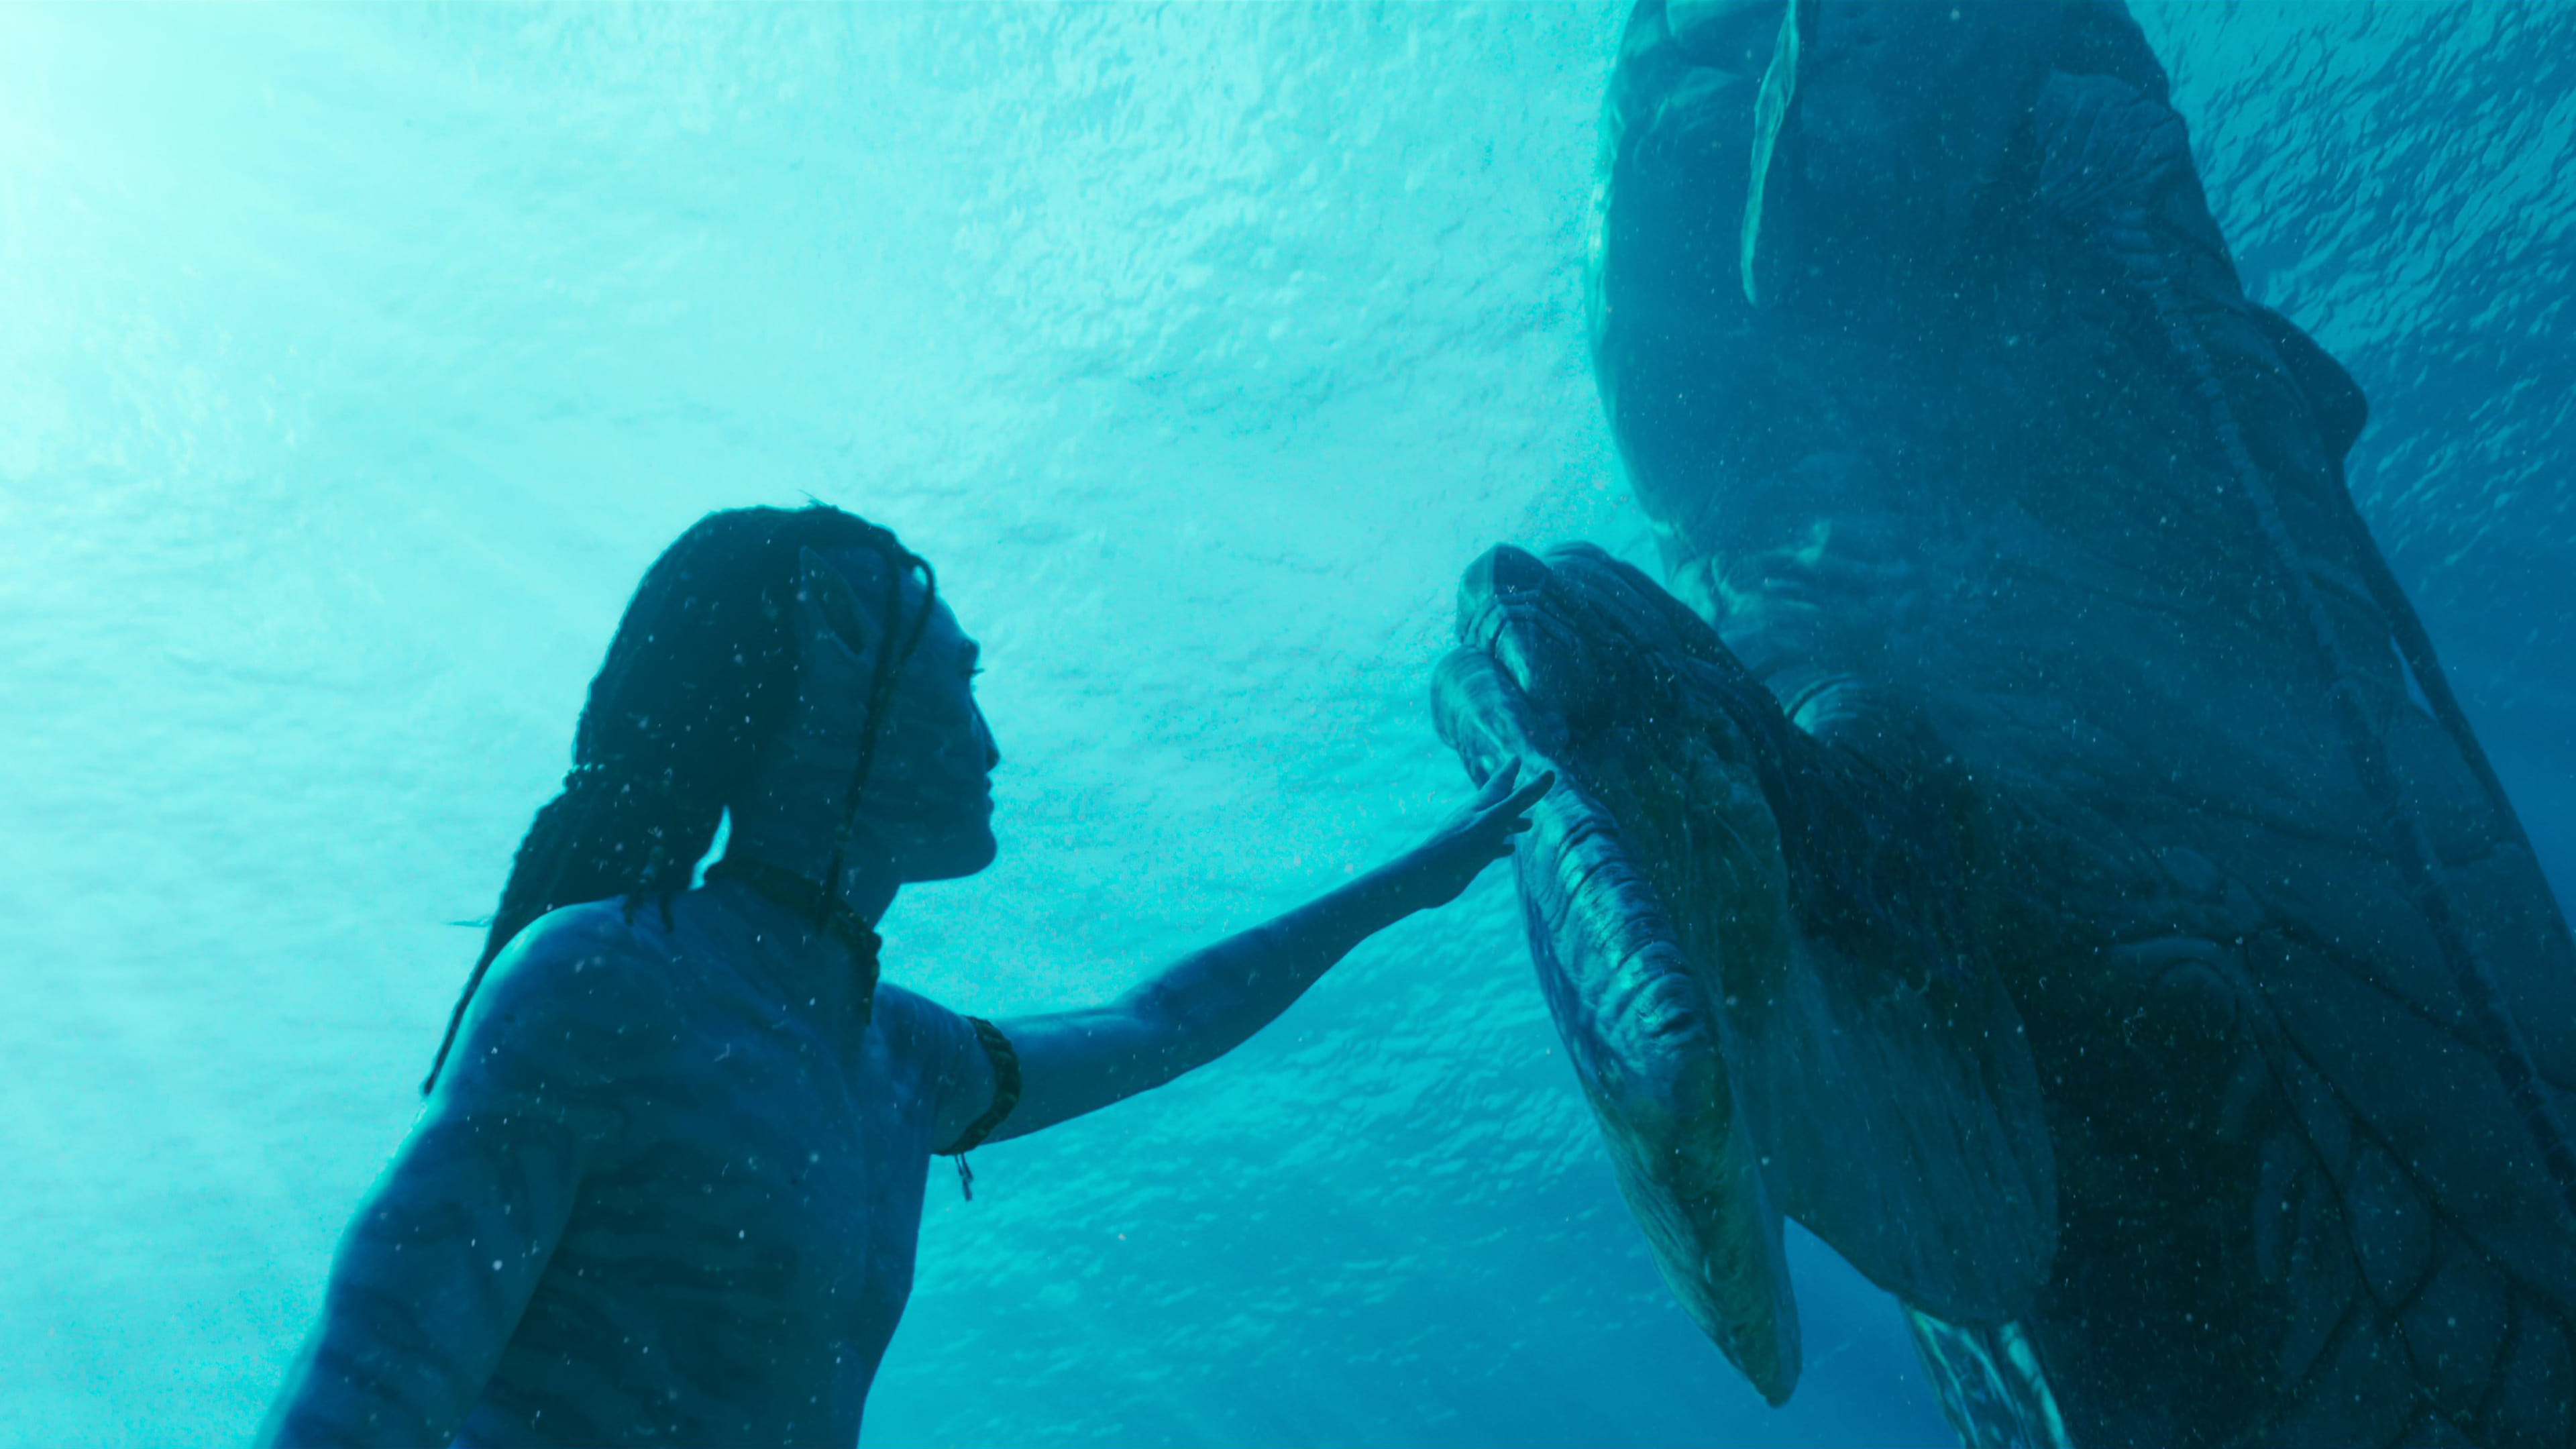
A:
1438 543 1807 1402
1438 538 2046 1403
1455 541 1754 733
1446 541 1794 926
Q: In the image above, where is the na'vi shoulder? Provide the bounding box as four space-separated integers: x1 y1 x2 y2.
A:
435 899 694 1114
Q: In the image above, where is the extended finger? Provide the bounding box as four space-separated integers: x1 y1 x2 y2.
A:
1479 758 1523 800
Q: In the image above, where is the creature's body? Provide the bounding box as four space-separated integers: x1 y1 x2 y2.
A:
1438 3 2576 1445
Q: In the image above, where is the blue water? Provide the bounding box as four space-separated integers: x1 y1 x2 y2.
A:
0 4 2567 1446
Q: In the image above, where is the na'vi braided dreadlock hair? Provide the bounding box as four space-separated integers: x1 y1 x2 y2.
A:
422 504 933 1093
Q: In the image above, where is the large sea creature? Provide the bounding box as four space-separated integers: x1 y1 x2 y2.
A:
1434 3 2576 1444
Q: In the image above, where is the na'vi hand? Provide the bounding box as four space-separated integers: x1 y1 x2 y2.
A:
1400 761 1556 911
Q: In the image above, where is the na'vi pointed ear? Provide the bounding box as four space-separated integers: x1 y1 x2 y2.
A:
796 546 877 663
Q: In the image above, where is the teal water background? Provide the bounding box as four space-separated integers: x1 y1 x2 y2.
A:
1 5 2567 1446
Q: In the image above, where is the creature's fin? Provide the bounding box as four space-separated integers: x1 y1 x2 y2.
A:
1740 0 1803 307
1907 1311 2078 1449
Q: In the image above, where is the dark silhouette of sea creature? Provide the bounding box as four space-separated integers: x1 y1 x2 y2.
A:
1434 3 2576 1444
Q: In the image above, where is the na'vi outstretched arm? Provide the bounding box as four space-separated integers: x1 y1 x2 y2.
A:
931 764 1553 1152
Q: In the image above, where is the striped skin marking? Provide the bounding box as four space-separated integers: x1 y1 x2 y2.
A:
262 889 989 1448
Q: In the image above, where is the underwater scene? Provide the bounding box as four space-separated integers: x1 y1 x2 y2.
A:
3 3 2573 1447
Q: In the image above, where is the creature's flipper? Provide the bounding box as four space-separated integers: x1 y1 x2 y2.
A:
1436 543 2056 1385
1436 641 1800 1403
1907 1311 2076 1449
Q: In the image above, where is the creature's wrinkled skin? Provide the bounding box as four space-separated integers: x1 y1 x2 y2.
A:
1436 3 2576 1446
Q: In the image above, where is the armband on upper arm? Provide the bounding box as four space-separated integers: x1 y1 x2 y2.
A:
940 1016 1022 1157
